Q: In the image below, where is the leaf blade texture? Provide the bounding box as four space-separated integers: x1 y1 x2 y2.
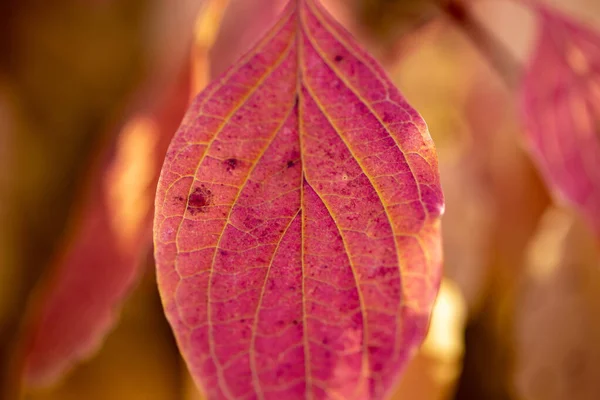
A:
154 1 444 399
521 6 600 237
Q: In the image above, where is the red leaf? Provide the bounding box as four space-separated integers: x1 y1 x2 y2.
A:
154 1 444 398
521 6 600 237
22 60 192 387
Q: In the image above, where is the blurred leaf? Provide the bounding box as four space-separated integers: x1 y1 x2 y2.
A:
419 26 550 399
454 92 550 400
0 0 211 394
0 1 150 395
521 5 600 237
514 207 600 400
439 158 493 310
25 258 184 400
19 0 223 386
154 0 444 398
21 59 192 387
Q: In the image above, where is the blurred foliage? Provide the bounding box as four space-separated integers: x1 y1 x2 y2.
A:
514 208 600 400
0 0 149 397
356 0 440 43
25 260 184 400
0 0 599 399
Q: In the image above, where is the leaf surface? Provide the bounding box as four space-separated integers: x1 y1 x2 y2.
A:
521 6 600 237
154 1 444 398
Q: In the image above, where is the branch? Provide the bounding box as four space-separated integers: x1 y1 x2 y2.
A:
440 0 523 90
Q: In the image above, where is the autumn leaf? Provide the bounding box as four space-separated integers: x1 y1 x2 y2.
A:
521 6 600 237
154 0 444 398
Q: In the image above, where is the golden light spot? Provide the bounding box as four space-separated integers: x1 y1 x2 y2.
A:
194 0 229 46
566 44 590 77
192 0 230 96
421 279 466 383
105 116 158 251
526 207 572 283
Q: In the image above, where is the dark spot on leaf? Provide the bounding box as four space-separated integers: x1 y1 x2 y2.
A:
174 195 184 202
277 320 285 326
187 186 212 214
287 160 295 168
276 365 287 377
292 319 299 325
322 337 329 345
334 55 343 62
225 158 238 172
294 94 299 107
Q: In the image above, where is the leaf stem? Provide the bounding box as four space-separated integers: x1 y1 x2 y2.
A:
439 0 523 90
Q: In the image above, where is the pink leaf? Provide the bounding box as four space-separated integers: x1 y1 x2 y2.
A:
154 1 444 399
521 6 600 236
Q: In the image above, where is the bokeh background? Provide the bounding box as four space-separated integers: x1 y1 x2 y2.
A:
1 0 599 399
